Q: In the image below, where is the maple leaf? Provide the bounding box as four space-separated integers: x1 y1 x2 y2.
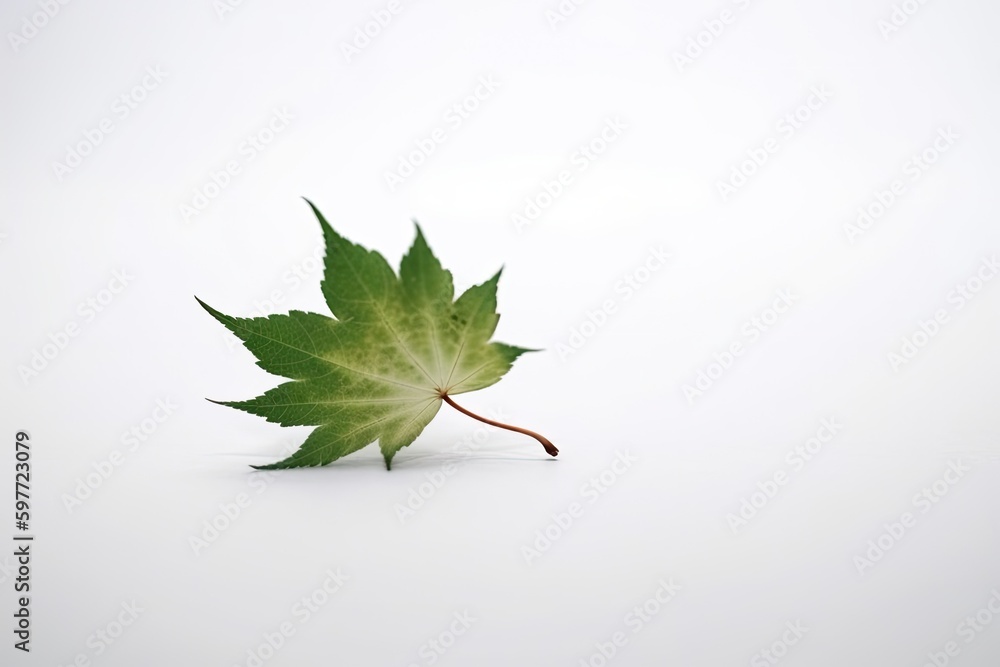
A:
197 199 557 470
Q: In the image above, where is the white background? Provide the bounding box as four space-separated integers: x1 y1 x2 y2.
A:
2 0 1000 665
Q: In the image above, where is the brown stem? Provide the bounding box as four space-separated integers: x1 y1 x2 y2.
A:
441 393 558 457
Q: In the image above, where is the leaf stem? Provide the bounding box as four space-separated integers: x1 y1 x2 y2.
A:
440 393 558 457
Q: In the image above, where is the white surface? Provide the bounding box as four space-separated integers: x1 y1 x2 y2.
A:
2 1 1000 665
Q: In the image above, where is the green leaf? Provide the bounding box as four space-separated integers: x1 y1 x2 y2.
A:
198 198 549 470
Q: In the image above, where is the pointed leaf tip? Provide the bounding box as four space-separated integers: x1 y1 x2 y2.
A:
195 296 217 315
411 220 428 244
303 198 335 236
